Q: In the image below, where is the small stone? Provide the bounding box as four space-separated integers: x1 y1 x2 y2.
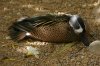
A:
4 7 9 11
88 40 100 55
34 7 49 12
17 46 40 58
17 17 28 22
81 55 84 59
26 41 49 45
5 36 11 40
22 4 33 8
26 46 39 58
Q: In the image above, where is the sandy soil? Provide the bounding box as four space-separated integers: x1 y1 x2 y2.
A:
0 0 100 66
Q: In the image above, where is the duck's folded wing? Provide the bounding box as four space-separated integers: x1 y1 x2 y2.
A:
8 14 69 41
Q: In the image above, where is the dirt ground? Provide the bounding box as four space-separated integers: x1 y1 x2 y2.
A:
0 0 100 66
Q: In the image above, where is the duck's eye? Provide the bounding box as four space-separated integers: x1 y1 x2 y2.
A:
69 21 80 30
72 21 80 29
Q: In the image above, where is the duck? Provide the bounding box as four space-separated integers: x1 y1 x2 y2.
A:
8 14 90 46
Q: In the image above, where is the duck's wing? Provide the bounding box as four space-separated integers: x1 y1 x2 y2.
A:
30 14 69 27
30 14 56 27
15 14 69 31
10 15 54 32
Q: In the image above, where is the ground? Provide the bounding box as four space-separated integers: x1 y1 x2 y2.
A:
0 0 100 66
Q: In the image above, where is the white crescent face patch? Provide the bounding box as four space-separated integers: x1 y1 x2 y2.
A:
69 15 83 34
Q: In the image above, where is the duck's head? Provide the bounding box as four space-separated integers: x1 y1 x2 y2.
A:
69 15 85 34
68 15 90 46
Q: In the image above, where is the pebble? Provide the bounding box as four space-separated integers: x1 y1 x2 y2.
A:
88 40 100 55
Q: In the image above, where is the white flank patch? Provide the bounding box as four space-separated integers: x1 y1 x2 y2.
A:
26 32 31 36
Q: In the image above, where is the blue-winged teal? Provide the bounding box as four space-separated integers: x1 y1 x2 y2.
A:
8 14 89 46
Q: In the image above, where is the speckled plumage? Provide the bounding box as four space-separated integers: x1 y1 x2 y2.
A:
8 14 89 46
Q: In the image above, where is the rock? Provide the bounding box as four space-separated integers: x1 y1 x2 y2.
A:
88 40 100 55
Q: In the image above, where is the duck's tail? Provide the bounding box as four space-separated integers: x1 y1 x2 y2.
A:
8 22 27 41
